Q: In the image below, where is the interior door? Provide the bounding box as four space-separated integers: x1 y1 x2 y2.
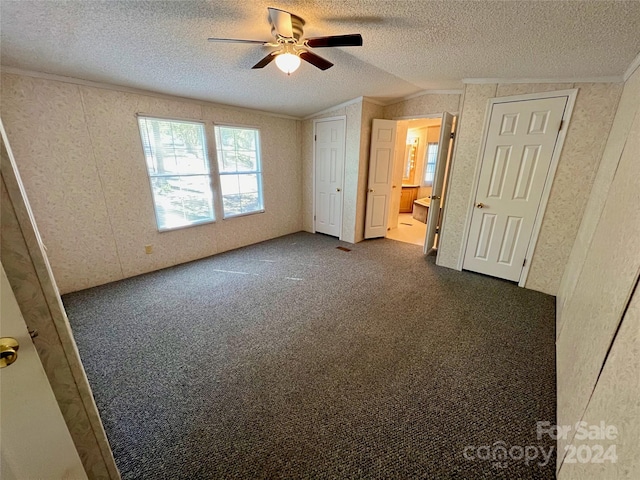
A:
387 121 408 231
0 264 87 479
314 118 345 238
424 112 455 254
463 96 567 281
364 119 397 238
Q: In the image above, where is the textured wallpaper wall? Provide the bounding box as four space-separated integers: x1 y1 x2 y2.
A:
1 73 303 294
556 66 640 478
301 101 362 243
437 82 622 295
383 93 462 119
1 136 119 478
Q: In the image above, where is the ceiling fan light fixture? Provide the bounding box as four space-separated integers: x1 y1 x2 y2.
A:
275 52 301 75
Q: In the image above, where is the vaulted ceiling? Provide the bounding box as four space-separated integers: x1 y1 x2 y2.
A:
2 1 640 117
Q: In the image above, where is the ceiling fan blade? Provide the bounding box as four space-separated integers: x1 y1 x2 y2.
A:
252 52 277 69
299 51 333 71
268 7 294 38
306 34 363 48
208 38 267 45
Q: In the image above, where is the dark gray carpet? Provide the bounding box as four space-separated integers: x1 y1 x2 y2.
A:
63 232 557 479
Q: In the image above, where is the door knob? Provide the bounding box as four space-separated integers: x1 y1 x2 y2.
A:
0 337 19 368
336 188 341 192
476 203 485 209
369 189 374 193
431 195 441 200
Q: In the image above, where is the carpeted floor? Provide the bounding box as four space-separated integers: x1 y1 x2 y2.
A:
63 232 557 479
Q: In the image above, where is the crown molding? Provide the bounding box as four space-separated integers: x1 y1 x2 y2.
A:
303 96 367 120
462 76 623 85
0 66 302 121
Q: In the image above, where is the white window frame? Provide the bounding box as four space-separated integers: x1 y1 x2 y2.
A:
137 115 215 232
213 124 265 219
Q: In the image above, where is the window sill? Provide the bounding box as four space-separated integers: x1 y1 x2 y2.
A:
157 218 216 233
223 209 265 220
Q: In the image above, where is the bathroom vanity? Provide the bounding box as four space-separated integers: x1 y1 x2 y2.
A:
400 185 419 213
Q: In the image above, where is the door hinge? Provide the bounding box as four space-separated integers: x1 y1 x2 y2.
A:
314 215 316 221
314 135 317 141
450 132 455 139
558 120 563 132
523 258 527 267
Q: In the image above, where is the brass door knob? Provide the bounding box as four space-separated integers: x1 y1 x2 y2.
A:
0 337 19 368
476 203 485 209
369 189 374 193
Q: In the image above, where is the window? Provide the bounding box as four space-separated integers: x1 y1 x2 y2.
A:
423 142 439 186
138 117 214 231
214 126 264 218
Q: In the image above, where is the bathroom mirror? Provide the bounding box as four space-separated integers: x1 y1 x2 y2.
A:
403 137 418 183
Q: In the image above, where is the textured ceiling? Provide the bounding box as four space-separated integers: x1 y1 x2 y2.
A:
2 1 639 117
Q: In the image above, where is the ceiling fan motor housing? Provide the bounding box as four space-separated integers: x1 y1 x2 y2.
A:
271 12 305 40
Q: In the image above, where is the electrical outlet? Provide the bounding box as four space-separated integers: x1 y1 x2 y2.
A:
145 244 153 254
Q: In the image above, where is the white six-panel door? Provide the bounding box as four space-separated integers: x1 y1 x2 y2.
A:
315 118 345 238
364 119 397 238
463 96 567 281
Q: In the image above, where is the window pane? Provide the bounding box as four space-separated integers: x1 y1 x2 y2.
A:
150 176 214 230
238 173 258 194
215 125 264 217
424 143 438 185
220 151 238 173
138 118 209 176
240 192 261 212
222 194 243 217
220 174 240 195
236 151 257 172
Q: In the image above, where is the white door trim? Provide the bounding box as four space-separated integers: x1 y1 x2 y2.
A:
391 113 459 121
457 89 578 286
312 116 347 239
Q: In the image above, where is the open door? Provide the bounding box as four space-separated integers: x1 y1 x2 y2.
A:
387 121 409 231
364 119 397 239
1 264 87 479
424 112 454 254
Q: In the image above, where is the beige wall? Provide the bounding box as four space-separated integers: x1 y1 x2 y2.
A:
301 98 384 244
1 132 119 478
556 65 640 478
437 82 622 295
384 93 461 119
1 73 303 294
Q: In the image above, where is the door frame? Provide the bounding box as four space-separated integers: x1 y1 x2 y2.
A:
390 113 456 233
458 89 578 286
312 116 347 239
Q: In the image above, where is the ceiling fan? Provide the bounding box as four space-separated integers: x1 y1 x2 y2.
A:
207 7 363 74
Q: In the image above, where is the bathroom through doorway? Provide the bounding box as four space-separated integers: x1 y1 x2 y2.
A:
385 114 457 253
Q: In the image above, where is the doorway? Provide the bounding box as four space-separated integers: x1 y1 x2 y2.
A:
364 114 457 254
387 117 442 247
